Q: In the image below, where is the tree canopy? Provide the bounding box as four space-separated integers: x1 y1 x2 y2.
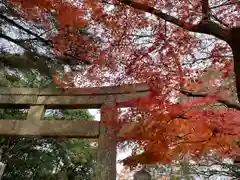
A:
1 0 240 168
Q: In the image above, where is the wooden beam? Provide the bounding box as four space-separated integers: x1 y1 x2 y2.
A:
0 83 149 96
27 105 45 121
97 97 117 180
0 120 99 138
0 91 149 109
0 95 37 104
0 120 148 140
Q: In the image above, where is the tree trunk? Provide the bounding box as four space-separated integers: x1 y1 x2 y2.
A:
229 27 240 101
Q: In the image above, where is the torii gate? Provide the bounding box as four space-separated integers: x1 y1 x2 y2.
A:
0 83 150 180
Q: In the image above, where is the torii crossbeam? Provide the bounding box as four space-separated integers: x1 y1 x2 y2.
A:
0 83 150 180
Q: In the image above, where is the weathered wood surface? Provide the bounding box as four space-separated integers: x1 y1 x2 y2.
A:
0 84 150 108
0 120 99 138
0 92 149 108
0 83 149 95
0 119 146 140
27 105 45 121
97 97 117 180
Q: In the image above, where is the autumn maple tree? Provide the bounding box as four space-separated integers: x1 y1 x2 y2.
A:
1 0 240 167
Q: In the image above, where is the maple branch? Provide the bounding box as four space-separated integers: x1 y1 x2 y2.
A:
210 12 229 27
119 0 188 28
119 0 230 41
201 0 210 20
229 27 240 103
173 136 213 146
0 32 32 50
0 14 52 46
182 55 233 66
173 130 238 146
178 89 240 110
0 33 55 75
210 1 237 9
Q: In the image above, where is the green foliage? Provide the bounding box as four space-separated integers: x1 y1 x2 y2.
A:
0 68 53 88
